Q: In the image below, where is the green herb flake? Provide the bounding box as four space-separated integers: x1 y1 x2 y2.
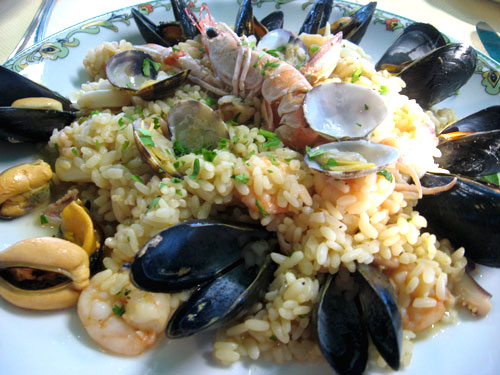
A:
258 129 277 139
202 149 217 162
39 214 48 225
379 85 389 95
483 173 500 185
147 196 161 211
269 335 277 342
218 137 230 150
305 146 312 153
138 128 155 147
170 177 181 184
267 154 280 166
321 158 339 170
90 110 100 117
364 104 369 110
121 140 130 152
118 117 125 127
351 68 362 83
307 148 327 159
173 140 189 157
124 113 135 122
407 217 412 222
262 137 281 149
71 148 78 156
356 122 363 127
310 46 320 54
255 200 269 217
131 174 144 184
204 96 216 106
95 139 100 151
142 58 159 77
226 120 238 126
377 169 393 182
112 304 125 316
175 188 182 196
298 314 307 319
261 60 280 76
231 174 249 184
266 49 280 58
134 107 144 115
284 158 294 163
189 159 200 179
173 161 180 169
276 45 286 53
159 182 167 190
153 117 160 129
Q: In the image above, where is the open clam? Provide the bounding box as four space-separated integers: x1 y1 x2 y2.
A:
105 50 190 101
323 2 377 44
256 29 310 69
0 160 52 219
0 237 90 310
303 82 389 140
305 140 399 179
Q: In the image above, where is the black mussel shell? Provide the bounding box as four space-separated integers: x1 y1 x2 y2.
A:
299 0 333 35
166 255 276 338
0 107 75 143
170 0 199 39
130 219 273 293
313 273 368 375
260 11 284 32
440 106 500 135
375 23 447 73
0 66 73 110
329 2 377 44
357 264 402 370
399 43 477 109
416 172 500 267
132 8 173 46
235 0 254 36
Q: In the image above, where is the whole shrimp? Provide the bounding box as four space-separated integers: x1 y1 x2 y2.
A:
140 5 342 150
77 269 170 356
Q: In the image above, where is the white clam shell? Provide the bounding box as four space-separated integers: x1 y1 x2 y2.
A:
305 139 400 179
303 82 389 140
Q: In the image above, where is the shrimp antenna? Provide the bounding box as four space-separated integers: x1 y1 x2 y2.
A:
184 7 203 34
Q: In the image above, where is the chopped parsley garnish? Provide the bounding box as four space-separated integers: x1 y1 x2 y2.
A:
258 129 277 139
153 117 160 129
147 196 161 210
321 158 339 170
131 174 144 184
71 148 78 156
142 57 160 77
39 214 48 225
267 154 280 166
351 68 362 83
364 104 369 110
121 140 130 151
255 200 269 217
189 159 200 179
90 110 100 117
310 46 320 54
218 137 231 150
138 128 155 147
134 107 144 115
201 148 216 162
377 169 393 182
253 51 266 68
95 139 100 151
307 148 327 159
379 85 389 95
483 173 500 185
159 182 167 190
112 304 125 316
173 140 189 157
226 120 238 126
173 161 180 169
122 114 135 123
261 60 280 76
231 174 249 184
115 288 131 298
175 188 182 195
263 137 281 148
204 96 216 106
269 335 277 342
171 177 182 183
356 122 363 127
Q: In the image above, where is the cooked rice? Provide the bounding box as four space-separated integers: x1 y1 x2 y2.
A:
48 32 468 371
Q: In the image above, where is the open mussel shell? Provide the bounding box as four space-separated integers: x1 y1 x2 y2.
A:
416 172 500 267
305 140 399 179
0 160 52 219
170 0 199 39
304 82 389 140
399 43 477 109
375 22 446 73
106 50 190 100
166 254 276 338
133 119 180 178
313 273 368 375
235 0 255 37
325 1 377 44
260 11 284 32
0 237 90 310
357 264 402 370
167 99 229 152
130 219 273 293
0 66 76 143
132 8 185 47
436 106 500 176
299 0 334 35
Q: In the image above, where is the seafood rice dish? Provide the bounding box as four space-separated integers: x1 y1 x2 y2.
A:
1 1 499 374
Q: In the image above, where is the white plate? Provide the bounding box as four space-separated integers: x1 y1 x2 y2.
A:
1 1 500 374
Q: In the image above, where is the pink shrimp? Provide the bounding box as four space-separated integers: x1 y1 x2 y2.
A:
175 5 341 150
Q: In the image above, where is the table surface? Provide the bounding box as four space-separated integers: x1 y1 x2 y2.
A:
0 0 499 64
